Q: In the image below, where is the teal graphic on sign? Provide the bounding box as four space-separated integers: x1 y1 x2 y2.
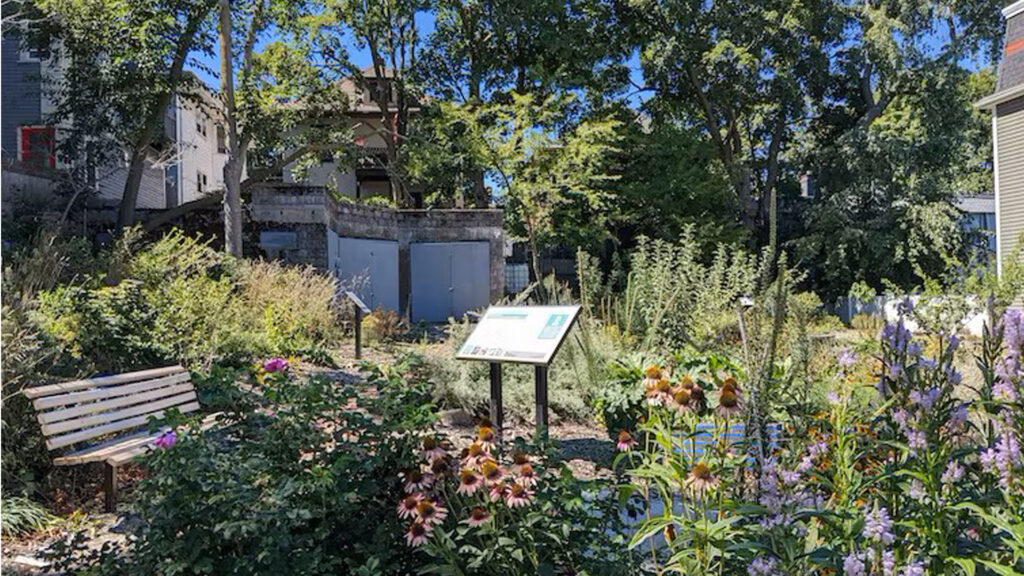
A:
538 314 567 339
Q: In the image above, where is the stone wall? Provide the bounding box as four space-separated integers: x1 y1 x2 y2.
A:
250 184 505 310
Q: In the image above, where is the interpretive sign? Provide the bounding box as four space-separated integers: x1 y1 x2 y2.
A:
456 305 582 439
456 305 581 365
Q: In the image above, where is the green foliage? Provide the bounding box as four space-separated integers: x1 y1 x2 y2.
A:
594 354 650 440
1 495 53 537
48 359 435 575
31 230 341 373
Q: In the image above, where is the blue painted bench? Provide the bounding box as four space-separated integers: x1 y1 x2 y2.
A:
678 422 783 459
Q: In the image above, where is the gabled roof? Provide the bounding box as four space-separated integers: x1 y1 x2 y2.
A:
978 0 1024 109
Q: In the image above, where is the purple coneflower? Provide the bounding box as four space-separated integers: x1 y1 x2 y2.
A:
397 494 421 519
510 451 531 473
404 521 431 547
504 482 534 508
616 430 637 452
402 469 433 493
415 499 448 525
422 436 447 460
715 388 743 417
476 426 497 450
488 482 508 502
153 430 176 449
463 441 490 466
516 463 538 487
686 462 718 494
480 459 504 485
466 506 491 527
457 468 483 495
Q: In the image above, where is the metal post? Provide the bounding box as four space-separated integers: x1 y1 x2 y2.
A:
489 362 503 437
103 463 117 512
534 365 549 439
353 303 363 360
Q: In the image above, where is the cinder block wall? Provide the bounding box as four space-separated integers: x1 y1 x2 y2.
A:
251 184 505 311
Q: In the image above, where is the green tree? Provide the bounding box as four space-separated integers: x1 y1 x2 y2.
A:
36 0 217 234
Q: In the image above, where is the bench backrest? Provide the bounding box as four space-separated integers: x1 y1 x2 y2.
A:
680 422 784 459
23 366 198 452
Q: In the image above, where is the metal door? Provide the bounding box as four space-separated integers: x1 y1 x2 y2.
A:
328 230 399 311
410 242 490 322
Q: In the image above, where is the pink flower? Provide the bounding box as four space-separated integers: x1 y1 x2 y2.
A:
616 430 637 452
397 494 421 519
504 482 534 508
457 468 484 495
465 506 491 527
405 521 431 547
262 357 289 373
153 430 176 449
415 499 448 525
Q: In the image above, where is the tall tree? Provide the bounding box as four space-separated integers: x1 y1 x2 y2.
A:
215 0 351 256
38 0 217 235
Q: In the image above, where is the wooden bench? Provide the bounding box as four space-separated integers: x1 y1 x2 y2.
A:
24 365 203 512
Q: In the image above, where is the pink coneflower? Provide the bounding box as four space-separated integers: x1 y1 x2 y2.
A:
153 430 176 448
466 506 491 527
463 441 490 466
457 468 484 495
476 426 497 450
480 459 504 485
397 494 421 519
405 521 431 547
402 469 433 493
510 451 532 473
415 499 448 525
643 364 662 380
672 387 692 413
646 377 673 406
516 463 538 487
504 482 534 508
429 456 453 477
422 436 447 460
616 430 637 452
686 462 719 494
489 482 508 502
715 388 743 417
262 357 289 373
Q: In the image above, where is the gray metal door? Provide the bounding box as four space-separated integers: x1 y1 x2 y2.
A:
329 231 399 312
410 242 490 322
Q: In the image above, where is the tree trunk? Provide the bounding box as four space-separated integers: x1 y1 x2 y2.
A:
219 0 243 257
115 8 206 234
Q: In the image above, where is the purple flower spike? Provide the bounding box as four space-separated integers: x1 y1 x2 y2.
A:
263 357 289 373
837 348 857 368
153 429 176 449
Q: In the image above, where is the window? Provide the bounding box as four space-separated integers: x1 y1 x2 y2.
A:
197 171 206 193
19 46 51 62
216 124 226 153
196 115 207 138
19 125 55 168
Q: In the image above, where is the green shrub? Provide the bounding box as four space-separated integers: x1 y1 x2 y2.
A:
240 260 339 354
49 358 436 575
594 353 649 440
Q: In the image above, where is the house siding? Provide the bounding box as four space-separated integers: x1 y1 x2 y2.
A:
1 34 43 159
996 97 1024 283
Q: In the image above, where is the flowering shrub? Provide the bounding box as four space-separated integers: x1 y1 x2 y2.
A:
619 304 1024 575
399 425 639 575
48 357 436 575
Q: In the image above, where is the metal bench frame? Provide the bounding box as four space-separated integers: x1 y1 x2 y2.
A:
24 365 202 512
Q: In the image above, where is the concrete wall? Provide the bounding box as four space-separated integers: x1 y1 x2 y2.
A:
250 184 505 314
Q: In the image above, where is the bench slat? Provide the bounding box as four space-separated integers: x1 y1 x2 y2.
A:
46 402 200 450
32 373 192 410
24 366 187 399
41 392 198 436
38 383 197 425
52 430 165 465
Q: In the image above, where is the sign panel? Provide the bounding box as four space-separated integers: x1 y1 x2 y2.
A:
344 290 371 314
456 305 581 365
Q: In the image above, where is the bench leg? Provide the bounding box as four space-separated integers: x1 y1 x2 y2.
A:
103 462 118 513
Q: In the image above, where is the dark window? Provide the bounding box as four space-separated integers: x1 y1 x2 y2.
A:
197 171 205 193
216 124 226 153
20 126 55 168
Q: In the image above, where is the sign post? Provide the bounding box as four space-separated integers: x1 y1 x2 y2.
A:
344 290 371 360
457 305 581 439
